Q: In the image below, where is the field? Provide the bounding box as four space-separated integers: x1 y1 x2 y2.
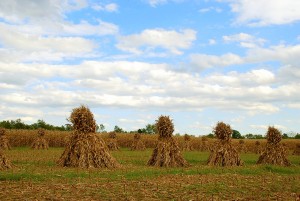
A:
0 146 299 200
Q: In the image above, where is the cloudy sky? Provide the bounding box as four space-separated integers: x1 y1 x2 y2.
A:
0 0 299 135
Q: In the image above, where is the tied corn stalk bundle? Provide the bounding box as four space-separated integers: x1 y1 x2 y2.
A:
201 137 209 151
237 139 248 153
0 128 11 150
31 129 49 149
57 105 120 168
255 141 263 154
257 126 290 166
207 122 243 166
148 115 189 167
292 143 300 155
131 133 146 151
0 151 12 170
182 134 193 151
107 132 119 151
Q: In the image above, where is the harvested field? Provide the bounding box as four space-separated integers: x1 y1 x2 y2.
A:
0 147 299 200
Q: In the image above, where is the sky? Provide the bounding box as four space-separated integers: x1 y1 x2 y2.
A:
0 0 300 136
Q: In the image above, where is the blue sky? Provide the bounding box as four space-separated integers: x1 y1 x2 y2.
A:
0 0 300 136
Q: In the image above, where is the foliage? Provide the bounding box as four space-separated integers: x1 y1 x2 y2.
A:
97 124 106 133
0 119 68 131
205 133 215 138
245 134 264 139
294 133 300 139
232 130 244 139
136 124 156 134
114 125 124 133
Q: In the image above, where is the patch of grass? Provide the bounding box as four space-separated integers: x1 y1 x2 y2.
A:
1 147 299 201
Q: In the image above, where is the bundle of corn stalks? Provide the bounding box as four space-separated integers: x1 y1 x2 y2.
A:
31 129 49 149
131 133 146 151
207 122 243 166
292 143 300 155
201 137 209 151
148 115 189 167
0 151 12 170
257 126 290 166
182 134 193 151
57 105 119 168
237 139 248 153
107 131 119 151
0 128 11 150
254 141 263 154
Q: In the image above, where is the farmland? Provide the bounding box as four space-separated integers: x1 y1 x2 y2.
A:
0 130 300 200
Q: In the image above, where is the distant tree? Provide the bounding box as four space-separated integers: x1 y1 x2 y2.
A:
295 134 300 139
0 119 69 131
282 133 289 139
232 130 243 139
145 124 156 134
114 125 124 133
13 119 27 129
97 124 106 133
206 133 214 138
245 133 254 139
254 134 264 139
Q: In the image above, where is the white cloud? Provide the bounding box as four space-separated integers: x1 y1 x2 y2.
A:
116 28 196 55
147 0 168 7
226 0 300 26
246 44 300 65
205 69 275 86
278 65 300 83
0 26 96 53
0 1 119 37
0 0 88 24
2 60 297 115
223 33 266 48
190 53 243 69
92 3 118 12
208 39 217 45
199 7 222 13
0 26 97 62
61 20 118 36
190 43 300 71
250 124 286 131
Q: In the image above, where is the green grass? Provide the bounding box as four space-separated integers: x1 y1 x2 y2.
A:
1 147 300 181
0 147 299 200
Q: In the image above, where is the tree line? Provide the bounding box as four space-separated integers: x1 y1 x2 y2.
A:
0 119 299 138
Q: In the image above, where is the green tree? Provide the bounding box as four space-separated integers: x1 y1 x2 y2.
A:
232 130 243 139
282 133 289 139
114 125 124 133
145 124 156 134
97 124 106 133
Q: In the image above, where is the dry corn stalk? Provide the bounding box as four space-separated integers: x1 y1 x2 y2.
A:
237 139 248 153
107 139 119 151
57 105 120 168
255 141 262 154
107 132 119 151
0 151 12 170
148 115 189 167
108 131 117 139
31 129 49 149
182 134 193 151
131 133 146 151
207 122 243 166
200 137 209 151
292 143 300 155
0 128 11 150
257 126 290 166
